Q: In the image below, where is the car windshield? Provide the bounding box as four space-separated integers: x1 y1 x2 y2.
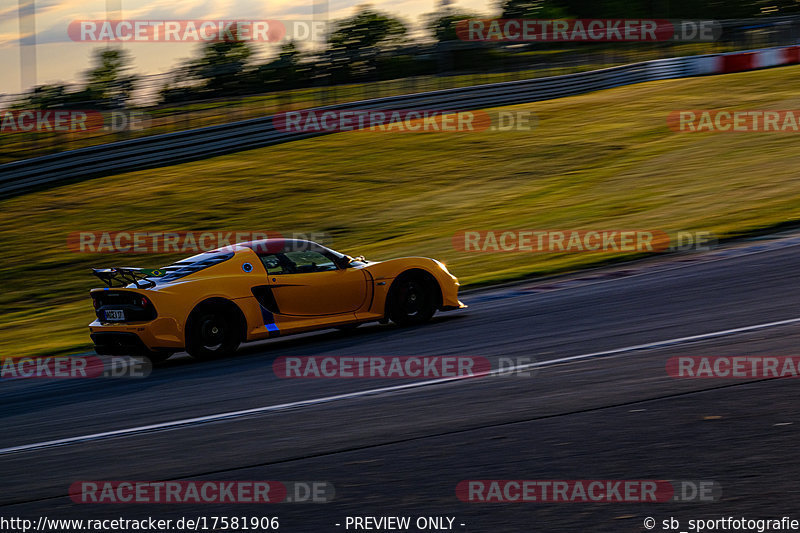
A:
153 251 234 283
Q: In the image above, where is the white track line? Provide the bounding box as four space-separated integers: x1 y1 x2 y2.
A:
2 316 799 456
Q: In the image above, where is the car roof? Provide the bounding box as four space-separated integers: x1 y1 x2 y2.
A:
234 239 340 255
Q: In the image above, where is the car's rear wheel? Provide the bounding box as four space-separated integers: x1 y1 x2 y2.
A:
387 275 436 326
186 310 240 360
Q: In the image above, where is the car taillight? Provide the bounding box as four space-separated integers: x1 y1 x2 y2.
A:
92 297 100 309
141 297 149 307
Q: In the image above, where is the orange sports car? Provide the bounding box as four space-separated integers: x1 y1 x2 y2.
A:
89 239 465 362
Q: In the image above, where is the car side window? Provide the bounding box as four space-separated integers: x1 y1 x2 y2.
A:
282 250 337 274
260 254 287 275
259 251 337 275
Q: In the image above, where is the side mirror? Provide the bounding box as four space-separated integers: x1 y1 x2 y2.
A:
335 256 353 269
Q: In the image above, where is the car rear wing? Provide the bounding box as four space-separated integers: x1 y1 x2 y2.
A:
91 267 165 289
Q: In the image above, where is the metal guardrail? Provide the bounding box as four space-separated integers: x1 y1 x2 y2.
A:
0 52 739 198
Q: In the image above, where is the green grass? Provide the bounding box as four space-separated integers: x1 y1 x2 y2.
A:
2 64 800 358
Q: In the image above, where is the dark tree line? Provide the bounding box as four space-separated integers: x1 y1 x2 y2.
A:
160 9 418 102
20 49 136 110
19 1 798 108
500 0 800 18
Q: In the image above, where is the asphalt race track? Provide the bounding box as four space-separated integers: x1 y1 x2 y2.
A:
2 233 800 532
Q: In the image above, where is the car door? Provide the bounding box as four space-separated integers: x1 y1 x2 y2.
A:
263 250 368 316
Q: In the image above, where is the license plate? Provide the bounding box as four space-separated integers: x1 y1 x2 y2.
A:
104 309 125 321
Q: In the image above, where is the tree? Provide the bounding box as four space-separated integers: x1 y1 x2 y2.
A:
188 26 254 96
539 0 781 18
425 10 481 42
22 84 85 109
253 41 311 90
500 0 570 19
328 7 408 54
325 7 408 82
83 49 137 108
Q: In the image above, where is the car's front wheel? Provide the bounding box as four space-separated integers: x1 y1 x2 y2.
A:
387 275 436 326
186 310 240 360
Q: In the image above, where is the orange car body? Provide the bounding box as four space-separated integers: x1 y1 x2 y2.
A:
89 239 465 358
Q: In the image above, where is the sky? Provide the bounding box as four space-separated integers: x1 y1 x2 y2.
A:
0 0 497 97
